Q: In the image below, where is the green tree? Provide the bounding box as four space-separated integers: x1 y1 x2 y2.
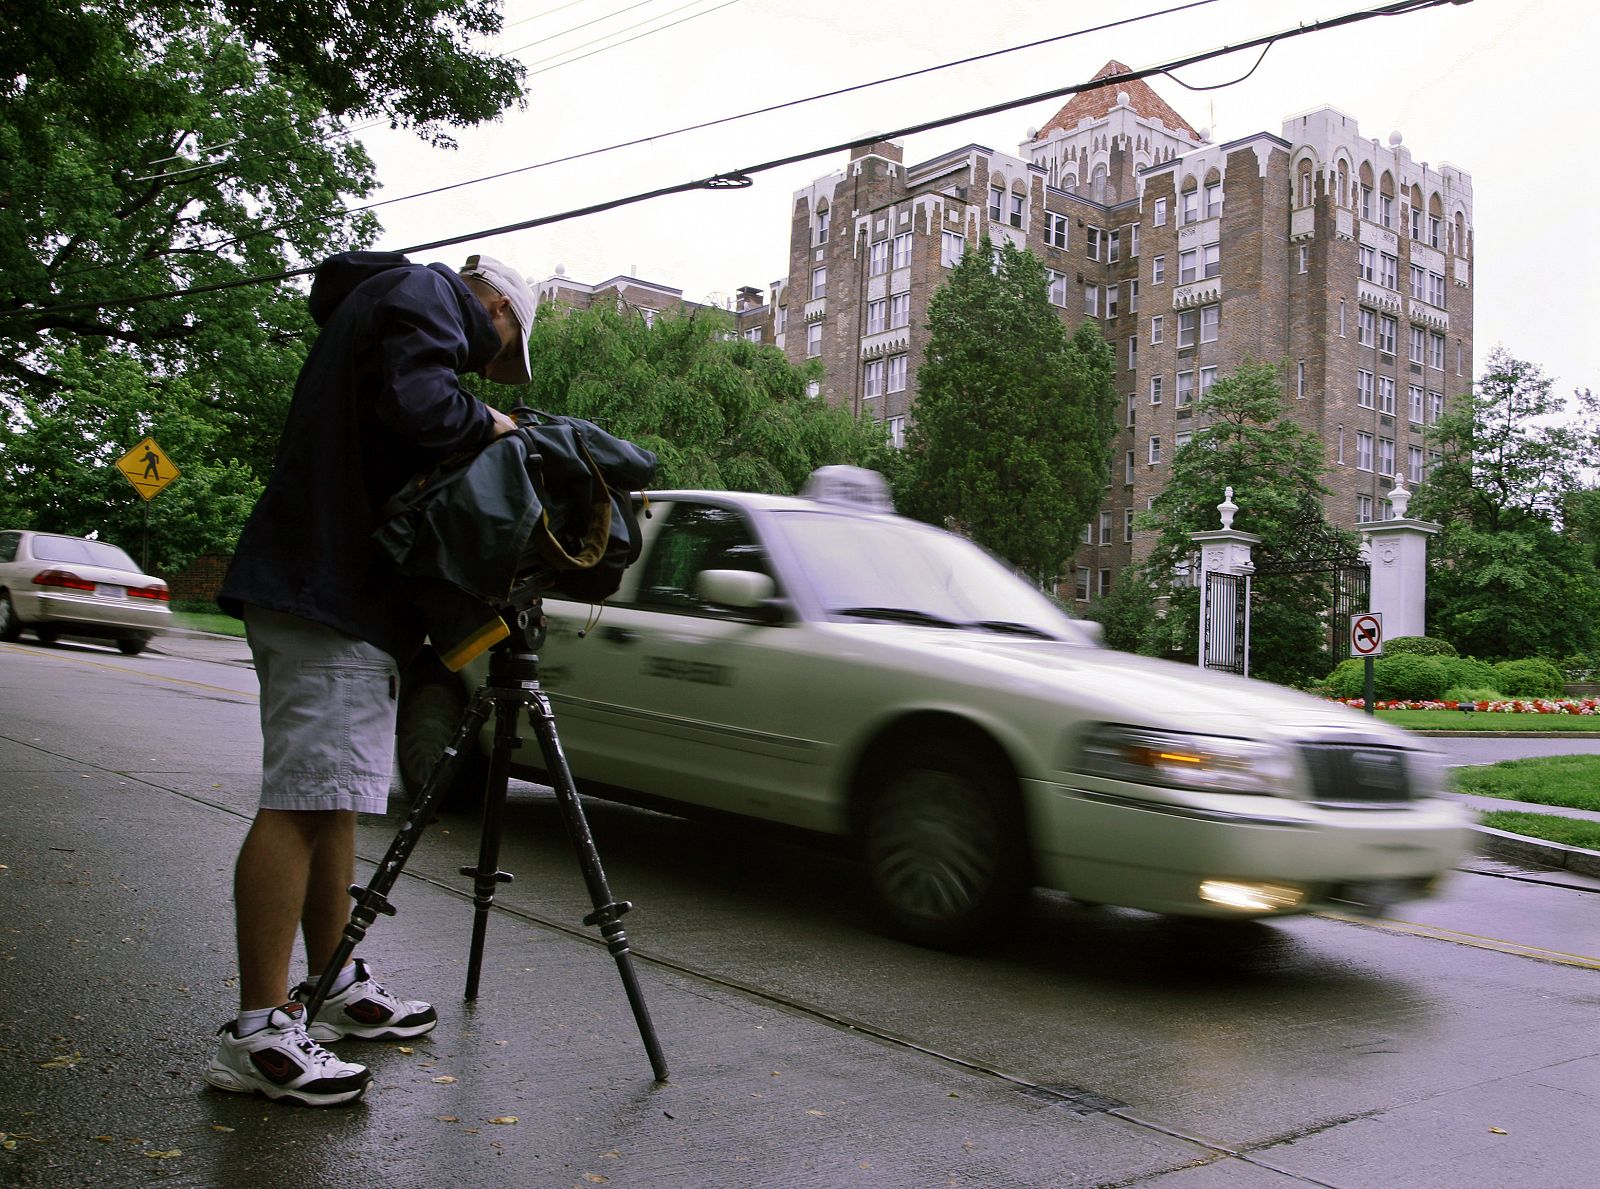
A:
1138 359 1347 685
896 237 1118 584
0 344 262 576
516 301 892 492
1411 350 1600 660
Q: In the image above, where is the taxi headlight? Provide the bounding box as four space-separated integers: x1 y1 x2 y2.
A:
1075 725 1298 797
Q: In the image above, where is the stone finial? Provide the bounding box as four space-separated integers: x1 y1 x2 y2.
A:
1217 486 1238 530
1388 478 1411 519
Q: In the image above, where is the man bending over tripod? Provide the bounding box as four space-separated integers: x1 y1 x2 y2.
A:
206 251 535 1106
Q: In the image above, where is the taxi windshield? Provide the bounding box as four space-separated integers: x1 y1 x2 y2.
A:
770 510 1090 642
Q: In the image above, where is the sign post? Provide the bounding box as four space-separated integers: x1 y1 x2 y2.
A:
115 438 179 571
1350 611 1384 716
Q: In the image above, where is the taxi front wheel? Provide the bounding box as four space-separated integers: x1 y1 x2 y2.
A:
860 736 1031 950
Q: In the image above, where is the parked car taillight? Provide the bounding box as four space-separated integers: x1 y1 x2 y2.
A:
32 569 97 592
128 584 169 602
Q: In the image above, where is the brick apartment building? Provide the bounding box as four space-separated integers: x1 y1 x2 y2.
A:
767 61 1475 604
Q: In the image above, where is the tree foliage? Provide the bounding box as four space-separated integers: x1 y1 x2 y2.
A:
1138 359 1348 685
514 301 892 493
1411 349 1600 660
895 237 1118 583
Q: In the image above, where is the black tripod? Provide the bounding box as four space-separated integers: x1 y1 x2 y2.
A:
299 591 668 1083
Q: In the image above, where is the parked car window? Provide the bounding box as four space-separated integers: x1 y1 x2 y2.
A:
0 532 19 563
30 534 141 570
635 504 772 615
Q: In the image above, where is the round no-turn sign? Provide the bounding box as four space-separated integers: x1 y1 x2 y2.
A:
1350 612 1384 657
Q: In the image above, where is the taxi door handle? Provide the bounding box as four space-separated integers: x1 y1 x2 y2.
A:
600 626 637 645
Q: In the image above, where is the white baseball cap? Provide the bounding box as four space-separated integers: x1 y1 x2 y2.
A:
461 254 536 384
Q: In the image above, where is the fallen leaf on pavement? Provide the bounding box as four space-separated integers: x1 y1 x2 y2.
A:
489 1116 518 1125
143 1149 182 1159
1489 1126 1508 1135
431 1075 457 1084
37 1052 81 1070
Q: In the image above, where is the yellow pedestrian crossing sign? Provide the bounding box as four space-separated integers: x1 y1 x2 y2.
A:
116 437 179 501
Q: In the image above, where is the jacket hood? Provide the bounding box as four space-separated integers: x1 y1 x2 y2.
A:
308 251 414 326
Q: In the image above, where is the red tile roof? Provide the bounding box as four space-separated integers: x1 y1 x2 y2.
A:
1033 60 1199 141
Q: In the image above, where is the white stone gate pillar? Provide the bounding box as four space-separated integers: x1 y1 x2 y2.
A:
1191 488 1260 675
1362 480 1439 640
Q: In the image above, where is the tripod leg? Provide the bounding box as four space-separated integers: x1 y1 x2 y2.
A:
462 693 519 1000
301 686 493 1024
528 690 669 1083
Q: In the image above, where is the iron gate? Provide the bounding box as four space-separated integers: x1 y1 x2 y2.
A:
1203 571 1248 675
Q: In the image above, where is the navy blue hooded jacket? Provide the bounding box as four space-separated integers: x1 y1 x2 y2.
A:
219 252 503 661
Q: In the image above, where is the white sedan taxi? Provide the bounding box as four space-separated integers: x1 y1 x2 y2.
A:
398 474 1472 948
0 529 171 655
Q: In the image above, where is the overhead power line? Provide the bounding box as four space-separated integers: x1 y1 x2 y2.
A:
4 0 1467 323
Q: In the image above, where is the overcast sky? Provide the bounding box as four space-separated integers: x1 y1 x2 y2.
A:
359 0 1595 402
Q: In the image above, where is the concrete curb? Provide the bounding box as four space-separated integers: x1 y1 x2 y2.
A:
1473 825 1600 879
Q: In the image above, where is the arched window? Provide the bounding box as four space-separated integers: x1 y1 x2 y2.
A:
1297 161 1314 208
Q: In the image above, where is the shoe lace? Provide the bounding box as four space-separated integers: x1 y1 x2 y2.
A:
280 1016 346 1069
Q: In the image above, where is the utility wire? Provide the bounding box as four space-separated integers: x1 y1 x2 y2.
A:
3 0 1464 322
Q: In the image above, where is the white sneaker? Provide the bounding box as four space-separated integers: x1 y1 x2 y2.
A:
203 1002 371 1106
294 958 438 1042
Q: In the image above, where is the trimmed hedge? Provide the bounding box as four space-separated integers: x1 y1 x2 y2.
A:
1493 658 1565 699
1384 636 1458 658
1325 654 1449 701
1440 656 1501 693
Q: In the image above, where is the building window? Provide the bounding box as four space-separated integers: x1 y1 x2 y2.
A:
1178 309 1197 348
1357 493 1374 522
1098 568 1113 598
1128 279 1139 312
1175 370 1194 408
889 292 910 328
1409 326 1426 364
1429 215 1443 248
1151 254 1166 285
1175 430 1192 452
1428 390 1444 422
866 299 887 335
1181 187 1199 224
1153 196 1168 226
1176 245 1218 285
1084 284 1100 317
1081 520 1093 546
775 305 788 334
1045 212 1069 249
1107 229 1121 263
1178 248 1197 285
1150 315 1164 345
806 322 822 358
887 415 906 449
1105 284 1119 319
1357 369 1374 408
1408 445 1424 484
887 353 907 393
1378 314 1397 356
1358 245 1376 282
1409 384 1425 423
1378 375 1396 414
863 358 884 398
1199 365 1217 400
816 207 829 245
1296 360 1307 399
1379 252 1398 290
1359 184 1373 221
1205 182 1222 219
810 266 827 300
1130 224 1140 257
1298 244 1309 274
1199 304 1219 343
1356 431 1374 472
1410 263 1426 301
806 379 820 398
1337 424 1346 465
1086 227 1103 261
1124 508 1135 542
1127 336 1138 369
1380 193 1394 228
1339 299 1346 337
1125 450 1136 484
1429 331 1446 370
1358 307 1376 347
1098 510 1112 545
893 232 913 269
988 184 1005 221
1378 437 1396 476
1075 567 1091 601
1126 393 1137 427
1428 272 1446 308
1148 435 1162 465
744 326 761 343
1410 205 1423 240
941 231 965 267
1150 375 1163 405
1047 270 1068 307
869 240 890 276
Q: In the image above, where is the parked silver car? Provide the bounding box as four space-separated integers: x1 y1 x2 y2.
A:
0 530 171 655
396 479 1472 948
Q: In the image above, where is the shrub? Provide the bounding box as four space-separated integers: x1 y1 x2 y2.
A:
1373 654 1449 701
1440 656 1502 693
1442 687 1503 704
1493 658 1565 698
1384 636 1458 658
1324 658 1367 699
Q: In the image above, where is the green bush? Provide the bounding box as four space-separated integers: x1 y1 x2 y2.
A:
1384 636 1458 658
1440 656 1502 693
1442 687 1503 704
1493 658 1565 698
1373 654 1449 701
1324 658 1366 699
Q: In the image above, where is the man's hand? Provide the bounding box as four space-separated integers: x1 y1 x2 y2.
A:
488 406 519 438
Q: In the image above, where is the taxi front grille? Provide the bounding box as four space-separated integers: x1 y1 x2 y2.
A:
1298 743 1413 804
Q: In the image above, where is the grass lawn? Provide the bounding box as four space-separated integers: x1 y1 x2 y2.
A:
1478 810 1600 851
1374 708 1600 732
170 607 246 637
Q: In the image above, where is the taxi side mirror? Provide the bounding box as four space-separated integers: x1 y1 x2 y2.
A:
697 569 782 622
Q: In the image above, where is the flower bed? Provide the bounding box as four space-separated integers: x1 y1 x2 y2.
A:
1334 698 1600 715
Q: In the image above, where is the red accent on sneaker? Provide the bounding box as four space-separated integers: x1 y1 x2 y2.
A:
250 1047 299 1085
